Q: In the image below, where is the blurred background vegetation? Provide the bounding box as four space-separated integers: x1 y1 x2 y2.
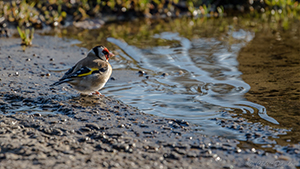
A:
0 0 299 29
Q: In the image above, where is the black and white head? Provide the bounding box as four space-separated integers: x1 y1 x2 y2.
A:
88 45 114 61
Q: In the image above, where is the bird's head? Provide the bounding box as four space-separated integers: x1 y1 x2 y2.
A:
88 45 114 61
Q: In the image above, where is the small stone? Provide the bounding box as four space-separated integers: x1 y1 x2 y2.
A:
52 129 63 136
143 131 153 135
140 124 148 128
11 126 20 129
161 73 169 76
278 155 291 161
80 127 91 132
254 132 261 137
178 70 184 74
43 128 52 135
78 137 90 142
86 123 100 130
245 133 252 138
165 152 181 160
187 152 198 158
138 70 145 75
113 143 129 151
49 120 57 124
118 124 125 128
163 127 172 130
236 148 242 153
175 148 186 155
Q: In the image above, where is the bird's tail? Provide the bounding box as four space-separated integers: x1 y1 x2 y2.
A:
50 79 71 87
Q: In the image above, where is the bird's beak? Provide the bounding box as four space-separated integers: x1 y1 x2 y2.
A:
106 52 115 60
109 52 115 58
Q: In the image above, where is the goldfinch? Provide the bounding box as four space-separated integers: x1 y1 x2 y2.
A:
50 45 114 95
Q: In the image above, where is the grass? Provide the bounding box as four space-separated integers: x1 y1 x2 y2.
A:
0 0 299 29
0 0 298 34
17 26 34 46
0 0 297 51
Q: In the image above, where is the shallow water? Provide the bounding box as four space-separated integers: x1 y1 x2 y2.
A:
104 31 280 135
50 18 299 145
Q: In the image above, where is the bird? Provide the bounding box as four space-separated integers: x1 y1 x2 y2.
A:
50 45 114 95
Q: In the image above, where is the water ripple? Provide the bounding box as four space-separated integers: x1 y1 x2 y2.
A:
106 29 278 138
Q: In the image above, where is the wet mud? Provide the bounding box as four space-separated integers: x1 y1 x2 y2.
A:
238 22 300 145
0 34 299 168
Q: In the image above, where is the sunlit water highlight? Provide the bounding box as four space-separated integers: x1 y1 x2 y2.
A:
99 29 279 137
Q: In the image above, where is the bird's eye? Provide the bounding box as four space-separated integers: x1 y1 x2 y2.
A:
102 50 109 55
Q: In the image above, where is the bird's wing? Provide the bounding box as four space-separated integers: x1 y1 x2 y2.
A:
60 59 108 80
67 66 99 78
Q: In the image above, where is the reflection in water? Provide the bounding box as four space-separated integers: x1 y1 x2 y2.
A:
102 29 278 137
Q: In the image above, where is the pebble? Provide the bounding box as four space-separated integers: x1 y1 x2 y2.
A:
175 148 186 155
177 70 184 75
112 143 129 151
140 124 149 128
165 152 181 160
118 124 125 128
278 155 291 161
245 133 251 138
52 128 63 136
86 123 100 130
138 70 145 76
163 127 172 130
235 148 242 153
143 131 153 135
80 127 92 132
186 152 198 158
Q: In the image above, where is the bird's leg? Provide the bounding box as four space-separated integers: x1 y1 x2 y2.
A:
92 91 104 96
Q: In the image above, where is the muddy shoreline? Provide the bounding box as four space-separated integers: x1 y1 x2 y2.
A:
0 34 299 168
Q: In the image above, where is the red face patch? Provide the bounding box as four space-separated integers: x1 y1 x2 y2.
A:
102 48 110 60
